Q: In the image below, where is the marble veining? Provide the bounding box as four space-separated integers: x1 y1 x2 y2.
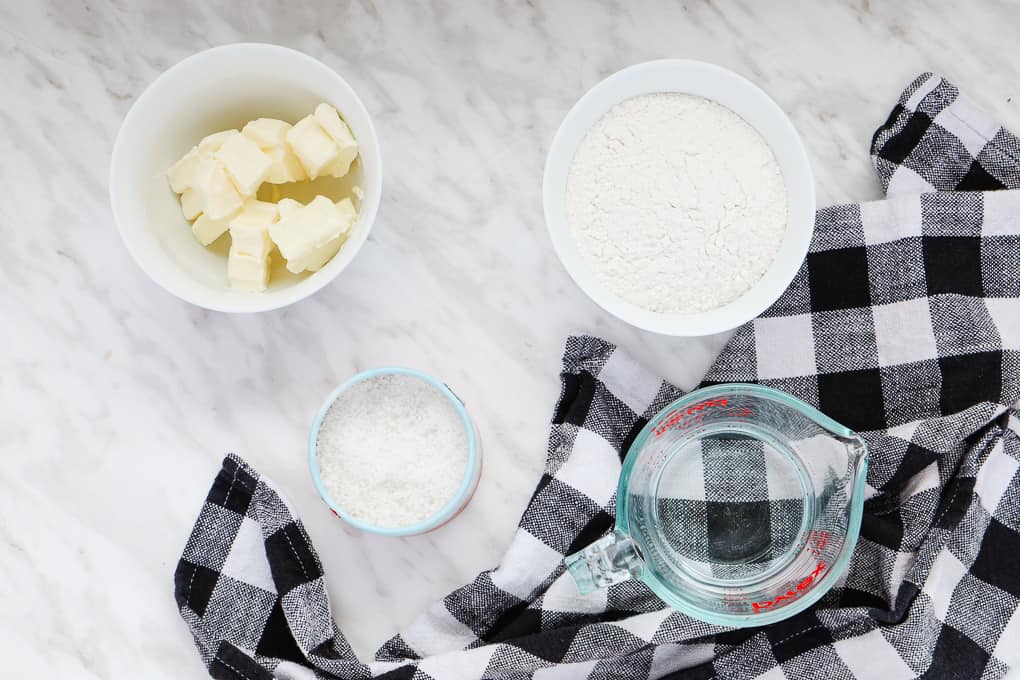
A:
2 1 1019 676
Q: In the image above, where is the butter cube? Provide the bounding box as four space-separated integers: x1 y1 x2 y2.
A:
242 118 291 148
200 160 245 220
183 157 245 221
231 199 280 234
277 198 303 220
191 211 235 246
333 197 358 235
289 199 356 271
180 188 204 221
167 147 202 194
287 234 346 273
242 119 307 184
169 129 245 195
264 146 307 184
198 130 238 155
228 252 271 292
269 196 357 273
215 132 272 197
285 115 339 179
314 104 359 178
228 200 278 292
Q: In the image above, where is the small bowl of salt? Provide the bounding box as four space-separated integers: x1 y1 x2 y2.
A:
309 367 481 536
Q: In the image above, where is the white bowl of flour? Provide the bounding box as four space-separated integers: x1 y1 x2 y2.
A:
544 60 814 336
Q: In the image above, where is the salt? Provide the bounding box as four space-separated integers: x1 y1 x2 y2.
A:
316 374 469 528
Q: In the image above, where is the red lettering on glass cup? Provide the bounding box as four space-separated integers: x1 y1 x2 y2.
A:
750 561 827 613
653 398 743 437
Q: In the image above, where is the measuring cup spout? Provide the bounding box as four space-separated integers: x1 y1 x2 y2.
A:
833 432 869 470
565 531 643 594
848 437 869 466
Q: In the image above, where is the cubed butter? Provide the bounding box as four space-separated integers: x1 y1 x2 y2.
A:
215 132 272 197
198 130 238 155
191 211 235 246
178 155 218 218
228 252 271 292
284 196 355 271
181 157 245 221
264 146 307 184
228 200 278 292
167 147 202 194
286 234 345 273
231 199 280 233
242 119 307 184
333 197 358 234
165 108 360 294
321 152 358 180
180 188 204 221
314 103 359 178
201 161 245 220
242 118 291 148
277 198 303 220
285 115 340 179
269 196 357 273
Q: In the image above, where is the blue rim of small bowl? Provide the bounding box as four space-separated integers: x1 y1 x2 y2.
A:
308 367 480 536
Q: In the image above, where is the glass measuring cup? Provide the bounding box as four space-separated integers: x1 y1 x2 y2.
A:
565 384 868 626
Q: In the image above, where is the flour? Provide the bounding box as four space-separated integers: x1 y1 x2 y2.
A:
566 93 788 314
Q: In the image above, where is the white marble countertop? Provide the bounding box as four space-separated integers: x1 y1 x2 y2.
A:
4 1 1019 677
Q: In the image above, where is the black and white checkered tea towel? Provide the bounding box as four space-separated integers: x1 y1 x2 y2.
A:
176 73 1020 679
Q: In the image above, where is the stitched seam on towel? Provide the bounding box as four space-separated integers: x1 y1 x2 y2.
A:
284 526 310 581
941 108 1020 169
936 483 963 527
934 478 975 528
773 624 826 647
213 657 252 680
296 522 320 574
714 618 882 678
187 561 199 606
222 464 241 511
909 83 1020 168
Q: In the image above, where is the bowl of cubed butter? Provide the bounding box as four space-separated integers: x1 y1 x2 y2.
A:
110 43 381 313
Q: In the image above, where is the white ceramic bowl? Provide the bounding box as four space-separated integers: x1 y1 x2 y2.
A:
110 43 381 313
543 60 814 336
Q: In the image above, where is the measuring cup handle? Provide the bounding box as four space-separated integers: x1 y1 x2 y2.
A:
565 531 643 594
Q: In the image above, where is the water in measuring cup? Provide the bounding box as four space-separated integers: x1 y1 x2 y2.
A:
631 421 814 585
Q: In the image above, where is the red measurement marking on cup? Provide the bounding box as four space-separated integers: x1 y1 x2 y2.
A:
750 531 832 612
652 398 755 437
751 561 827 613
653 398 728 436
805 530 829 556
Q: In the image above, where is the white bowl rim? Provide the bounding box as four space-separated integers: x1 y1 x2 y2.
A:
109 42 382 314
542 59 815 337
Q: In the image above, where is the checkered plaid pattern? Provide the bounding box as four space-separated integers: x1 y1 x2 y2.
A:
654 437 808 581
177 73 1020 679
174 456 374 680
872 73 1020 197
